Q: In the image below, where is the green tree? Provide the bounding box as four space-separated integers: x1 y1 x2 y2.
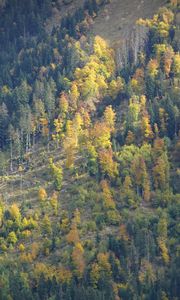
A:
49 158 63 191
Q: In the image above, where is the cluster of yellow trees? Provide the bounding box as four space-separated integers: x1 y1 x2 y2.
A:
50 36 124 173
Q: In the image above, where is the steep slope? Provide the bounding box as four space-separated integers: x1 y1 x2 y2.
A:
46 0 86 33
92 0 167 42
0 1 179 300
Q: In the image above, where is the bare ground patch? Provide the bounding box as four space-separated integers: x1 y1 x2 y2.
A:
91 0 167 43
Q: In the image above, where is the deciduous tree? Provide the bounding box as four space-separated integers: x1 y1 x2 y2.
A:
98 149 118 179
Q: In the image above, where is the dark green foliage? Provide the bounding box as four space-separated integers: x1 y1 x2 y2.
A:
0 0 100 151
0 1 179 300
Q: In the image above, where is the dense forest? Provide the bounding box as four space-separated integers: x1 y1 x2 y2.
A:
0 0 180 299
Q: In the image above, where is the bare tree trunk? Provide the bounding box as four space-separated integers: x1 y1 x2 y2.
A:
10 140 13 172
26 133 28 153
32 132 35 152
28 132 31 151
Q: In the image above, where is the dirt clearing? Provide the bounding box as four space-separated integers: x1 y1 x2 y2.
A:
91 0 167 43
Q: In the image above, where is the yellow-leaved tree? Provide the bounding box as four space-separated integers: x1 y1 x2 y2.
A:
101 180 116 210
98 148 118 179
103 105 116 132
72 242 85 278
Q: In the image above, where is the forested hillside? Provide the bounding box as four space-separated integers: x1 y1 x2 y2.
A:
0 0 180 299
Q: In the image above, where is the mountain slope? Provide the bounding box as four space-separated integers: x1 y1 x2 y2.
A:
0 1 180 300
92 0 167 42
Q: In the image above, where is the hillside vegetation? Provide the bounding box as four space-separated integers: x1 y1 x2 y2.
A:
0 0 180 299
